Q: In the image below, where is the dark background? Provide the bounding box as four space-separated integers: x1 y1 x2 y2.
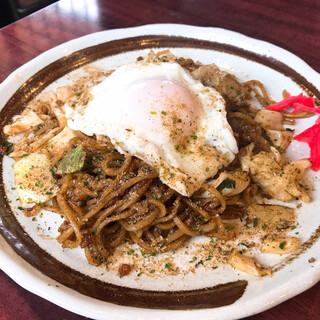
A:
0 0 58 27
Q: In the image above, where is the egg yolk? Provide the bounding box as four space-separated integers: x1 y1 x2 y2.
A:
124 78 201 144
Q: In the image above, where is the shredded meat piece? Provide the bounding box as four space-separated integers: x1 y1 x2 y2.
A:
228 115 270 152
81 230 95 247
118 263 132 277
191 63 248 105
175 57 200 72
0 146 8 154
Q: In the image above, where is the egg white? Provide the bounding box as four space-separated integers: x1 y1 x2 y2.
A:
68 61 238 196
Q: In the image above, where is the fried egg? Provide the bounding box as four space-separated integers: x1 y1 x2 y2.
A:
68 60 238 196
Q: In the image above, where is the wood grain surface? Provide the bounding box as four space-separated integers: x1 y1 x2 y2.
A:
0 0 319 319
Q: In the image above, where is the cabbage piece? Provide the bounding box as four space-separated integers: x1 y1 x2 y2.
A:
14 153 59 204
55 145 86 174
240 144 311 202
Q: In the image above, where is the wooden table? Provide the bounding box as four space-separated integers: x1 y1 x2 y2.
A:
0 0 319 319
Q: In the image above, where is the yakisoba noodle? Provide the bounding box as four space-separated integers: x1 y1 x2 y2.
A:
2 50 313 276
52 139 233 265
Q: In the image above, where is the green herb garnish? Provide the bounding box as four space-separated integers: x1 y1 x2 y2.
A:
217 178 236 192
239 242 249 248
35 181 43 187
160 240 167 249
279 241 286 249
141 249 147 258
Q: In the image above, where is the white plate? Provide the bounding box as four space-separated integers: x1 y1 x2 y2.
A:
0 24 319 319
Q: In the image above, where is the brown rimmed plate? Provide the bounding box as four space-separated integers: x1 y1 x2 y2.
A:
0 24 319 319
